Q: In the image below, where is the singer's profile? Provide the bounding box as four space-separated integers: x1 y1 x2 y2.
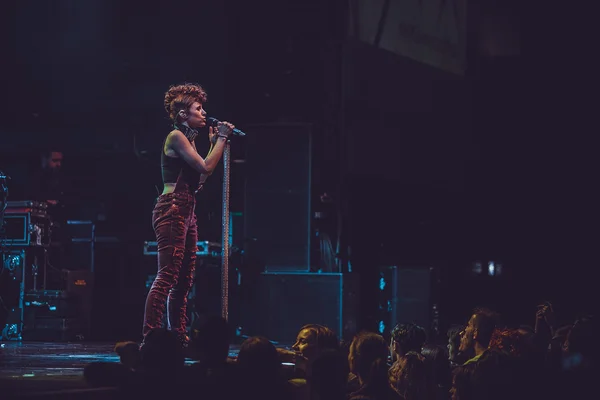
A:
142 83 234 348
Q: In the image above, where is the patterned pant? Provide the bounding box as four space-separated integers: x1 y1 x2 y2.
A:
143 192 197 338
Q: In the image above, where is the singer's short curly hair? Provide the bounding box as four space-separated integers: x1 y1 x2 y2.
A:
164 83 208 123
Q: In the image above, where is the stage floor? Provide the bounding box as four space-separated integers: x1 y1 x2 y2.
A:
0 341 249 397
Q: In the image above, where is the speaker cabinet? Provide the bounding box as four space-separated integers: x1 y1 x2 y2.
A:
1 249 25 340
239 272 359 343
244 123 312 272
377 266 436 338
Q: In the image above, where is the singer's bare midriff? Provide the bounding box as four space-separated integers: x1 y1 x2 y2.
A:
162 183 177 195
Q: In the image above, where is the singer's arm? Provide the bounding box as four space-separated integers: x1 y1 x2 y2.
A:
199 140 216 183
168 130 227 174
207 136 216 158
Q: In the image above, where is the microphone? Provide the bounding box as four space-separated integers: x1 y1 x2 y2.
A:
206 117 246 137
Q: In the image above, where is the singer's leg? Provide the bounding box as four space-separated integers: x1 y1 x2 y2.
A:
168 208 197 340
142 196 187 338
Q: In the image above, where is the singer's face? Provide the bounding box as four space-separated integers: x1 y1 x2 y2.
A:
185 102 207 128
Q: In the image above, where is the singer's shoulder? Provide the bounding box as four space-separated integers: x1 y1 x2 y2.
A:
165 129 186 143
168 128 185 137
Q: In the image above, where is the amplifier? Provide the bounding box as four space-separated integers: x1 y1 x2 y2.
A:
62 270 94 298
24 290 80 319
143 240 222 257
5 200 48 214
22 277 93 341
2 201 51 247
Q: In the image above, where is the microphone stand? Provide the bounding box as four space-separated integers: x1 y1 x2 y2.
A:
220 140 231 321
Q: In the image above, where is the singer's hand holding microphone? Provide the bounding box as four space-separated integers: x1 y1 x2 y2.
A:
207 117 246 137
208 120 233 144
216 121 235 140
207 117 246 145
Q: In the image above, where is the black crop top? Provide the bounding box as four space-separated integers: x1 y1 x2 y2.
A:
161 124 200 192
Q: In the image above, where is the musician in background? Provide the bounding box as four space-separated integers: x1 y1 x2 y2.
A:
25 147 75 278
27 148 68 208
142 83 233 348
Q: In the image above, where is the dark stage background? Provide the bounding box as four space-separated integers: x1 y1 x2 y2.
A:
0 0 595 342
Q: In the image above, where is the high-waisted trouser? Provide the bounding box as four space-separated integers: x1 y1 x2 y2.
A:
142 191 197 338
